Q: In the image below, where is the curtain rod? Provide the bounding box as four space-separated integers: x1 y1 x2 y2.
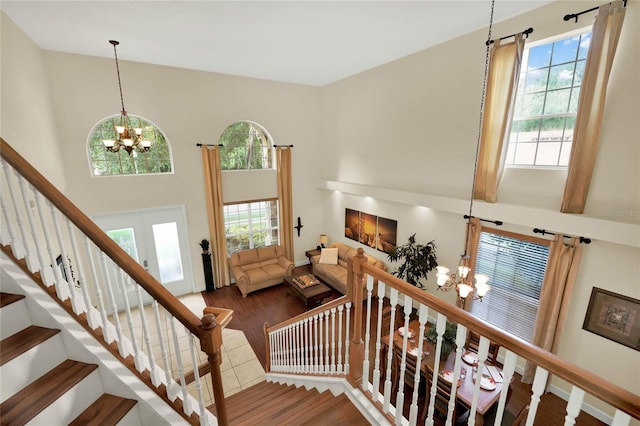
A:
463 215 503 226
272 144 294 148
486 27 533 46
195 143 223 147
563 0 627 23
533 228 592 244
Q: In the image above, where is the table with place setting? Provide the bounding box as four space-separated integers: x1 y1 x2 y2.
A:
381 320 507 426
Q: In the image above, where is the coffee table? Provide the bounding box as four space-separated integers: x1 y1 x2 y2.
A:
285 273 333 308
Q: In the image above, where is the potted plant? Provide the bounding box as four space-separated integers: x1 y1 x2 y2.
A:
426 321 458 359
387 233 438 288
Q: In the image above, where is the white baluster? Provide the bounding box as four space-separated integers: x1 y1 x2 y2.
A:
444 322 467 426
33 192 60 288
118 271 146 372
303 317 309 372
494 350 518 425
344 301 351 375
0 161 25 258
154 300 180 400
295 321 301 373
170 318 192 416
468 333 491 426
395 294 413 423
188 333 207 423
337 304 344 374
383 288 399 413
324 310 330 374
313 314 320 373
362 279 374 382
100 255 133 357
372 280 386 399
288 325 294 373
84 239 115 339
611 410 631 426
409 304 429 425
65 221 89 315
526 367 549 426
330 307 337 374
134 285 154 374
3 165 30 262
17 176 44 274
426 313 448 426
564 386 585 426
49 208 76 306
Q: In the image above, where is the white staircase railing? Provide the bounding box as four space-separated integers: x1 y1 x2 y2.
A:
1 138 226 425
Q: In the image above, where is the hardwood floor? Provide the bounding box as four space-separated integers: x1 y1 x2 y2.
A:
201 267 605 426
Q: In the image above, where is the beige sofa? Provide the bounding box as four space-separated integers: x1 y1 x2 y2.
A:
310 242 386 295
228 245 294 297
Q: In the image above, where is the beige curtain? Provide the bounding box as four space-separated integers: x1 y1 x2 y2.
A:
474 34 525 203
522 236 583 383
561 1 626 213
276 147 294 261
201 146 230 288
461 217 482 310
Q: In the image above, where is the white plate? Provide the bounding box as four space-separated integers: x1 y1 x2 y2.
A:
473 374 497 391
439 370 461 387
462 351 479 365
397 327 415 339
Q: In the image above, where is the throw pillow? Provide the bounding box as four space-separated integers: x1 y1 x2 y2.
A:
319 247 338 265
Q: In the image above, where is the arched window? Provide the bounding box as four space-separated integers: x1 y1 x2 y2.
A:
219 121 273 170
88 114 173 176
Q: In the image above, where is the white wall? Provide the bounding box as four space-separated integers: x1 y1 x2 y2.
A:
319 0 639 409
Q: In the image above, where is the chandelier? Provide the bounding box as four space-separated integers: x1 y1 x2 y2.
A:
101 40 151 155
434 0 498 307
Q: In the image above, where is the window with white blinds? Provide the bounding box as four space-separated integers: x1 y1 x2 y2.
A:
470 230 550 342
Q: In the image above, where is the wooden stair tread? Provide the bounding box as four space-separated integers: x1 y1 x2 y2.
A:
222 381 369 425
0 325 60 366
0 292 25 308
0 359 99 426
68 393 137 426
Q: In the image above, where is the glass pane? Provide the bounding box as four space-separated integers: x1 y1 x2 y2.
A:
106 228 139 262
564 116 576 141
573 60 586 86
543 89 571 115
552 35 579 65
511 118 541 143
535 142 562 166
523 69 548 93
522 93 545 116
152 222 184 284
539 116 566 143
559 142 572 166
548 63 575 90
527 44 552 69
578 33 591 59
513 143 537 165
568 88 581 113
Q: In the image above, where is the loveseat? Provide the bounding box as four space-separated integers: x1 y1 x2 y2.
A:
310 242 386 295
228 245 294 297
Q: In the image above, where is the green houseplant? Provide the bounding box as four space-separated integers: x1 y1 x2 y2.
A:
387 233 438 288
426 321 458 359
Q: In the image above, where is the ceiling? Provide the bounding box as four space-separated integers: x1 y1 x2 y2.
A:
1 1 551 87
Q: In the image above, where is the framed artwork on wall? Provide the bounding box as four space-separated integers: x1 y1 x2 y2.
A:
359 212 377 248
345 208 360 242
582 287 640 351
377 216 398 254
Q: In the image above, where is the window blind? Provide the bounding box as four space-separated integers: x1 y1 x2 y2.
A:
470 231 550 342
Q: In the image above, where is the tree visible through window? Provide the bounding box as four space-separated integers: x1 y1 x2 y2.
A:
506 29 591 167
224 200 279 255
88 114 173 176
219 122 273 170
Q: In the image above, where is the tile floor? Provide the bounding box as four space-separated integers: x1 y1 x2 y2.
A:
117 292 265 407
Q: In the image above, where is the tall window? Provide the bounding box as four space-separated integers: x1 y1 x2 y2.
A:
224 200 279 255
506 29 591 167
88 114 173 176
219 122 273 170
470 230 550 342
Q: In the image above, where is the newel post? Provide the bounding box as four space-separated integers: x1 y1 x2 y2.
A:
200 313 228 426
347 248 367 388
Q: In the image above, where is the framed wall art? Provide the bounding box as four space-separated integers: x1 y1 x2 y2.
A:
582 287 640 351
344 208 397 255
345 208 360 242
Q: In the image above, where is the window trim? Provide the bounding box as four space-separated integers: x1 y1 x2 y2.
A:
505 26 592 170
223 198 280 256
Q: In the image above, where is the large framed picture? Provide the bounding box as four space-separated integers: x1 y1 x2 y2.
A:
582 287 640 351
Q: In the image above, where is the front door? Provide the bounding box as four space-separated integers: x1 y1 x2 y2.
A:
93 205 194 305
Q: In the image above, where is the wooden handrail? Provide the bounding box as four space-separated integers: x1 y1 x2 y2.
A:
0 138 203 336
355 259 640 420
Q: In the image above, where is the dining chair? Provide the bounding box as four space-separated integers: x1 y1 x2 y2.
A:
380 305 403 338
422 368 470 425
390 344 424 399
466 330 501 364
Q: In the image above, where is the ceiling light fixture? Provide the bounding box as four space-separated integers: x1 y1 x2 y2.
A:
434 0 496 307
102 40 151 155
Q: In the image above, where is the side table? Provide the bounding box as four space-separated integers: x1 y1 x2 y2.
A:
304 249 321 272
